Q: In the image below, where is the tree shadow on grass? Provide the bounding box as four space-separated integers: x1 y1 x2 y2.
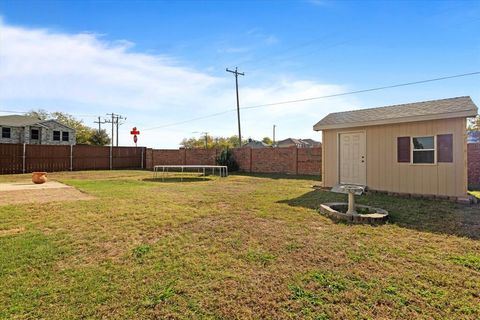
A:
233 172 321 181
278 190 480 240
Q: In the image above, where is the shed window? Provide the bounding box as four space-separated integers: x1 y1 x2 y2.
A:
397 137 410 162
2 127 11 139
53 131 61 141
31 129 39 140
437 134 453 162
62 131 69 141
412 136 435 164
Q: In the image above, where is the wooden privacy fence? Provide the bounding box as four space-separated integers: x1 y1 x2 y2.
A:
0 143 146 174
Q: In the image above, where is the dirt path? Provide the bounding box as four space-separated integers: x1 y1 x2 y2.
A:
0 181 93 205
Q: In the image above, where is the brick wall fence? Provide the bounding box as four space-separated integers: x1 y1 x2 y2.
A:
2 143 479 183
146 147 321 176
468 143 480 188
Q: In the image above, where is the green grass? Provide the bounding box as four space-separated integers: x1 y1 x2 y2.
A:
0 170 479 319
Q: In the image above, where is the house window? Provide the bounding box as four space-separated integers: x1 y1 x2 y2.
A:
412 136 435 164
53 131 61 141
31 129 39 140
2 127 11 139
62 131 69 142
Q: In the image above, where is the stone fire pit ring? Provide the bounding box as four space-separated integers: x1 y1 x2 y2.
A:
319 202 388 224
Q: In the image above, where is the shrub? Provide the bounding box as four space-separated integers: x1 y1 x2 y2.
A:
216 148 239 172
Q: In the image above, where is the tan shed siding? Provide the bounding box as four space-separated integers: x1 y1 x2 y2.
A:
322 118 467 197
323 128 339 187
321 131 326 185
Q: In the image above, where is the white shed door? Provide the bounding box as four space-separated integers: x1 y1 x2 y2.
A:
339 132 366 185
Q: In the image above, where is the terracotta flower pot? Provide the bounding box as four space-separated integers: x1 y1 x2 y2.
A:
32 172 48 184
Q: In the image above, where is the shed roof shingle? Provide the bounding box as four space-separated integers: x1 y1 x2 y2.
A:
313 96 478 130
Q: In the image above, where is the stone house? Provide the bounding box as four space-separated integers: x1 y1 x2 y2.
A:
0 115 76 145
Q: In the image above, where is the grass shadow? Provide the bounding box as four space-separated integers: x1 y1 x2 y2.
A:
278 190 480 240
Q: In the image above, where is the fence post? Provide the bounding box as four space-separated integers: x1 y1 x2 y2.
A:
110 145 113 170
70 145 73 171
141 147 144 169
22 143 26 173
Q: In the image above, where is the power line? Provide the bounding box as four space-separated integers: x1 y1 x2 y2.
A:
241 71 480 111
144 71 480 131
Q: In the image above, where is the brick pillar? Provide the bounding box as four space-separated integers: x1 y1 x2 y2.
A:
249 148 253 173
295 147 299 175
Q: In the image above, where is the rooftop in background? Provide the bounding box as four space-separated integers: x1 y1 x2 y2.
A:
313 96 478 131
0 115 42 127
276 138 321 148
244 139 270 148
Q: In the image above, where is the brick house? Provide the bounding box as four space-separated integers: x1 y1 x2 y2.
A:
0 115 76 145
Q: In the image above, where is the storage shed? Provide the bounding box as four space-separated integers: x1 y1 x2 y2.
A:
313 96 478 198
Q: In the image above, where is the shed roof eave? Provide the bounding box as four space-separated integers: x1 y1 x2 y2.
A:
313 109 478 131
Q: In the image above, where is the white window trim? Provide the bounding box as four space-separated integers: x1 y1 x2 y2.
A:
411 135 436 165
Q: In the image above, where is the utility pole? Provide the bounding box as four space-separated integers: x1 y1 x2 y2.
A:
105 113 115 170
202 132 208 149
105 113 126 147
106 113 115 147
226 67 244 147
273 124 276 147
115 115 126 147
94 116 106 132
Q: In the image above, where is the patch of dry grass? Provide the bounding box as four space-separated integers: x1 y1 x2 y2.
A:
0 170 479 319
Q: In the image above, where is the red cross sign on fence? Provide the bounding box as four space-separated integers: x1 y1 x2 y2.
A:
130 127 140 146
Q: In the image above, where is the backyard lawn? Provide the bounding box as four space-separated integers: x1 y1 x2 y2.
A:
0 170 479 319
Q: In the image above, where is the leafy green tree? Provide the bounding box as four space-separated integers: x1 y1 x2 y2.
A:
89 129 111 146
26 109 50 120
262 137 273 145
468 115 480 131
180 135 248 149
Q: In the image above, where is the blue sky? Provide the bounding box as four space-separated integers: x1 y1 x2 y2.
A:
0 0 479 147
